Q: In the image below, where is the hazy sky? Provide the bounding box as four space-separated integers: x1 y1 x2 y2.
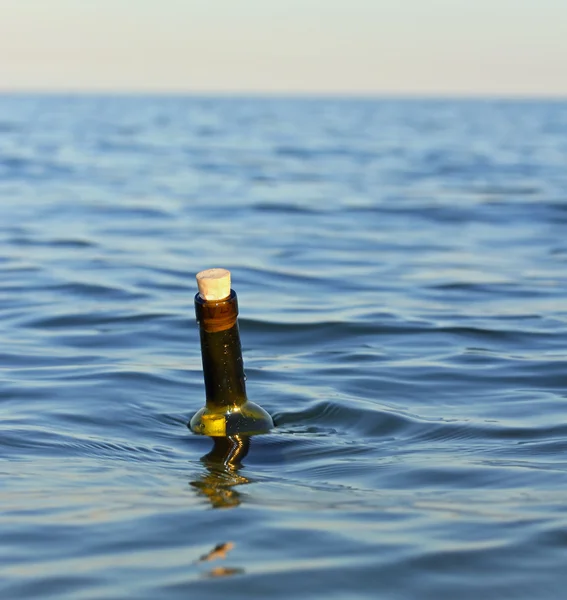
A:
1 0 566 96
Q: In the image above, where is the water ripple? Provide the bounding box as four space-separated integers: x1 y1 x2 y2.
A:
1 96 567 599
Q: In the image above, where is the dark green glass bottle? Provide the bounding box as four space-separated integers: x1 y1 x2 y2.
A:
189 287 273 436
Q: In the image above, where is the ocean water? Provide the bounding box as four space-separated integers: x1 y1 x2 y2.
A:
1 95 567 599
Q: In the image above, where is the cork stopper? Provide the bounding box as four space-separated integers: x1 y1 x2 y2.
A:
196 268 231 301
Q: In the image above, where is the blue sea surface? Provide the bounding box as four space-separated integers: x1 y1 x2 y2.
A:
1 95 567 599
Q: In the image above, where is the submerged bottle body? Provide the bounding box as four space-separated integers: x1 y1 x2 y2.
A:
190 290 273 436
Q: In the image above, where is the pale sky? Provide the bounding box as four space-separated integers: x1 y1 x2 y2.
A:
1 0 566 96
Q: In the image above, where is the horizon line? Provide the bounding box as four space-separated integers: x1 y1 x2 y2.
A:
0 88 566 101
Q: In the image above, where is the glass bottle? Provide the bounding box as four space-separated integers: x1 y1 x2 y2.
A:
189 288 273 436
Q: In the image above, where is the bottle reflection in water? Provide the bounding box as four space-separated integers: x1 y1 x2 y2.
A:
190 435 251 509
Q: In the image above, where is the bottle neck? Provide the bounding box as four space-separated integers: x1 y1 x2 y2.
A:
195 291 247 408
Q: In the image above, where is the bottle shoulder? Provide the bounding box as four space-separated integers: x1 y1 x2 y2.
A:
189 400 273 436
